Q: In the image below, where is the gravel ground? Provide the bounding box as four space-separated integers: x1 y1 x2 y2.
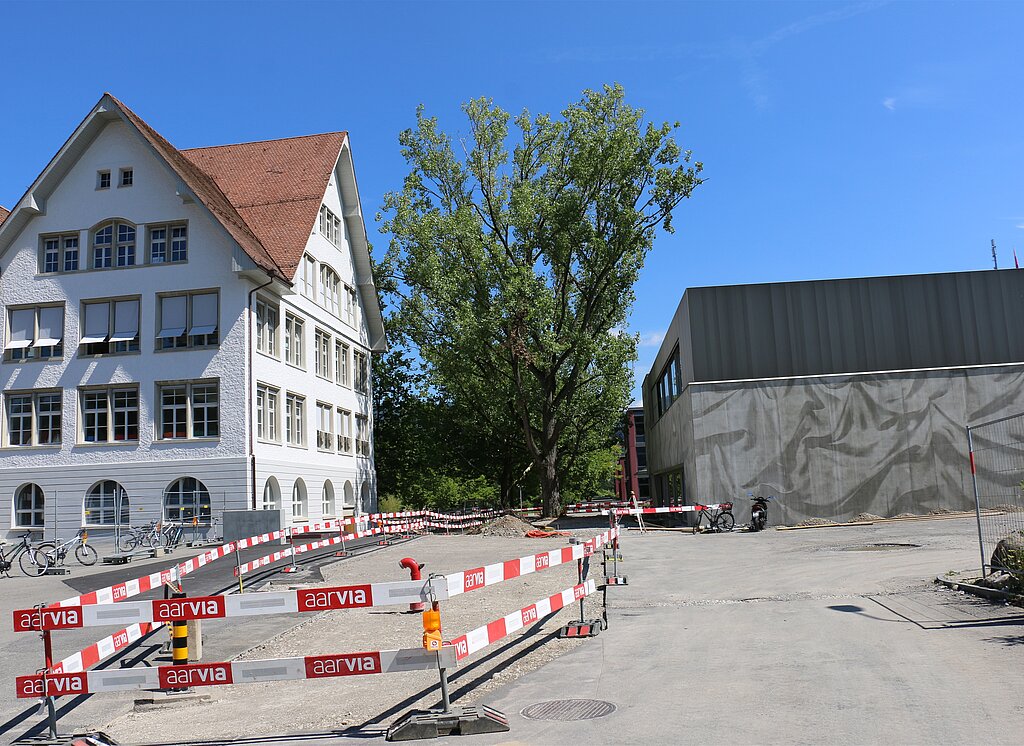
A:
103 531 609 744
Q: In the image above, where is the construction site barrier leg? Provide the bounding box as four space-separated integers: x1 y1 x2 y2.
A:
559 539 603 639
283 529 300 574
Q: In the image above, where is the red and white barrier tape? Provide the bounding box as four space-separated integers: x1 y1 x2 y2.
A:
16 527 619 630
444 527 618 598
48 621 160 675
611 504 724 516
450 579 597 662
17 646 455 698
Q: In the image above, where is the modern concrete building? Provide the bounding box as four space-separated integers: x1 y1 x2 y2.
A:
0 94 385 542
642 269 1024 525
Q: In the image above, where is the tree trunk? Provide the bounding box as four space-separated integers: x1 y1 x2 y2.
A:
540 447 560 518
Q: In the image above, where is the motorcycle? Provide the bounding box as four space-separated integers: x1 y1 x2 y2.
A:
749 494 774 532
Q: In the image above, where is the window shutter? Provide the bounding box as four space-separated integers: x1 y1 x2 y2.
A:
188 293 218 335
110 300 140 342
6 308 35 349
81 302 111 344
157 296 187 338
34 306 64 346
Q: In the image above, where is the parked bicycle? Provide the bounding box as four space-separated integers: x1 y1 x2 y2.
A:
161 522 186 548
0 533 49 577
692 502 735 534
35 528 98 567
118 521 161 552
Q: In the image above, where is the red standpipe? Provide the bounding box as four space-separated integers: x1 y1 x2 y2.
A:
399 557 426 612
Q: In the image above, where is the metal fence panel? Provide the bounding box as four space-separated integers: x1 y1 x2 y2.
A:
967 413 1024 577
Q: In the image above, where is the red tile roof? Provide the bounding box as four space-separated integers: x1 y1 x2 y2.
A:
181 133 346 278
107 94 289 279
0 206 8 225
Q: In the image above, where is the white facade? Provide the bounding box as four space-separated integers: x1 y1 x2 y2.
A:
0 97 384 541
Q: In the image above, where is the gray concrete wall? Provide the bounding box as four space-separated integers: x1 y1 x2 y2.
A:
223 509 284 543
649 364 1024 524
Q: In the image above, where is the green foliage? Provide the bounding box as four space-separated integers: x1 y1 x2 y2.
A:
378 495 405 514
379 84 702 516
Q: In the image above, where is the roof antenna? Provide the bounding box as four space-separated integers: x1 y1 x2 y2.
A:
992 239 998 270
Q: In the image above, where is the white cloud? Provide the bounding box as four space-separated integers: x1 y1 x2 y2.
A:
1016 224 1024 230
882 97 896 110
638 331 666 348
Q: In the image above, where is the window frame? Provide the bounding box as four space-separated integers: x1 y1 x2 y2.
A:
155 379 220 441
255 296 279 358
355 413 370 457
163 477 213 524
147 222 189 264
256 383 280 443
156 289 220 350
285 392 306 447
14 483 45 529
314 328 332 380
83 480 129 527
96 170 111 190
284 313 305 369
3 304 65 363
79 296 141 357
3 390 62 448
119 167 134 188
353 350 370 396
77 385 140 445
336 407 352 454
316 401 334 452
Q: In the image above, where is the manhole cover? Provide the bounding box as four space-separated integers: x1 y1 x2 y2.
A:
520 699 616 721
839 543 921 552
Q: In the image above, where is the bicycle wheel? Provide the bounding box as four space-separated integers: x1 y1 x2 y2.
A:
717 512 735 532
118 533 138 553
75 544 98 566
19 547 49 576
34 542 57 565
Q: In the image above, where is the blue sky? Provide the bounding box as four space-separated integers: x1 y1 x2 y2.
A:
2 1 1022 401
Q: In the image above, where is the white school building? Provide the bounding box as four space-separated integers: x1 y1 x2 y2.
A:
0 93 385 541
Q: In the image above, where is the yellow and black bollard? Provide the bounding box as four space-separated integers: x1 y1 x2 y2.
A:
170 590 189 690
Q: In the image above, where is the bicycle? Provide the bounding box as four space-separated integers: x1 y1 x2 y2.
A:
118 521 160 552
0 532 49 576
161 523 185 548
36 528 98 567
691 502 735 534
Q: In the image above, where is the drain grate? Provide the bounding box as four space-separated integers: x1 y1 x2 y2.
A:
520 699 616 721
839 543 921 552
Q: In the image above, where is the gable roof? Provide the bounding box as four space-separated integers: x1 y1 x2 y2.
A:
0 93 387 351
181 133 346 278
106 94 284 278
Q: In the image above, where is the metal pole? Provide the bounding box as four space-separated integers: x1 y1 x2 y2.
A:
968 427 988 576
41 621 57 739
234 542 244 594
438 665 451 713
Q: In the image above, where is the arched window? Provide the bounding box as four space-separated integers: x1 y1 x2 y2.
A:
15 484 44 528
85 481 129 525
359 482 370 515
164 478 212 522
292 479 308 519
343 481 355 511
91 220 136 269
322 480 335 518
319 265 340 317
262 477 281 511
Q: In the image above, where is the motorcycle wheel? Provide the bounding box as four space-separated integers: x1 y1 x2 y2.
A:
75 544 98 566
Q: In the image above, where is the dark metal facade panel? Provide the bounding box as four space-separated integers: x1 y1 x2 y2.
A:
680 270 1024 384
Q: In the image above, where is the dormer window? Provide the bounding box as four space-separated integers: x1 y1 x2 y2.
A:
91 220 136 269
119 168 133 187
97 170 111 190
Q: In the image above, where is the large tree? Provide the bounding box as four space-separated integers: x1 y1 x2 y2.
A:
380 84 702 516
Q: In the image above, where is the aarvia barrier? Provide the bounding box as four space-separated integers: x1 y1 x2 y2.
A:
12 518 625 742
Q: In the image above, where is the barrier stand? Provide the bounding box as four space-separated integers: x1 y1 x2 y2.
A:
31 602 60 741
558 539 603 638
282 528 300 574
233 542 245 593
603 513 628 587
387 576 509 741
334 521 351 557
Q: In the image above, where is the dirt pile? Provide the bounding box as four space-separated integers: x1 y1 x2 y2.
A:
853 513 884 522
893 512 919 519
471 513 537 537
796 517 838 527
991 503 1024 512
